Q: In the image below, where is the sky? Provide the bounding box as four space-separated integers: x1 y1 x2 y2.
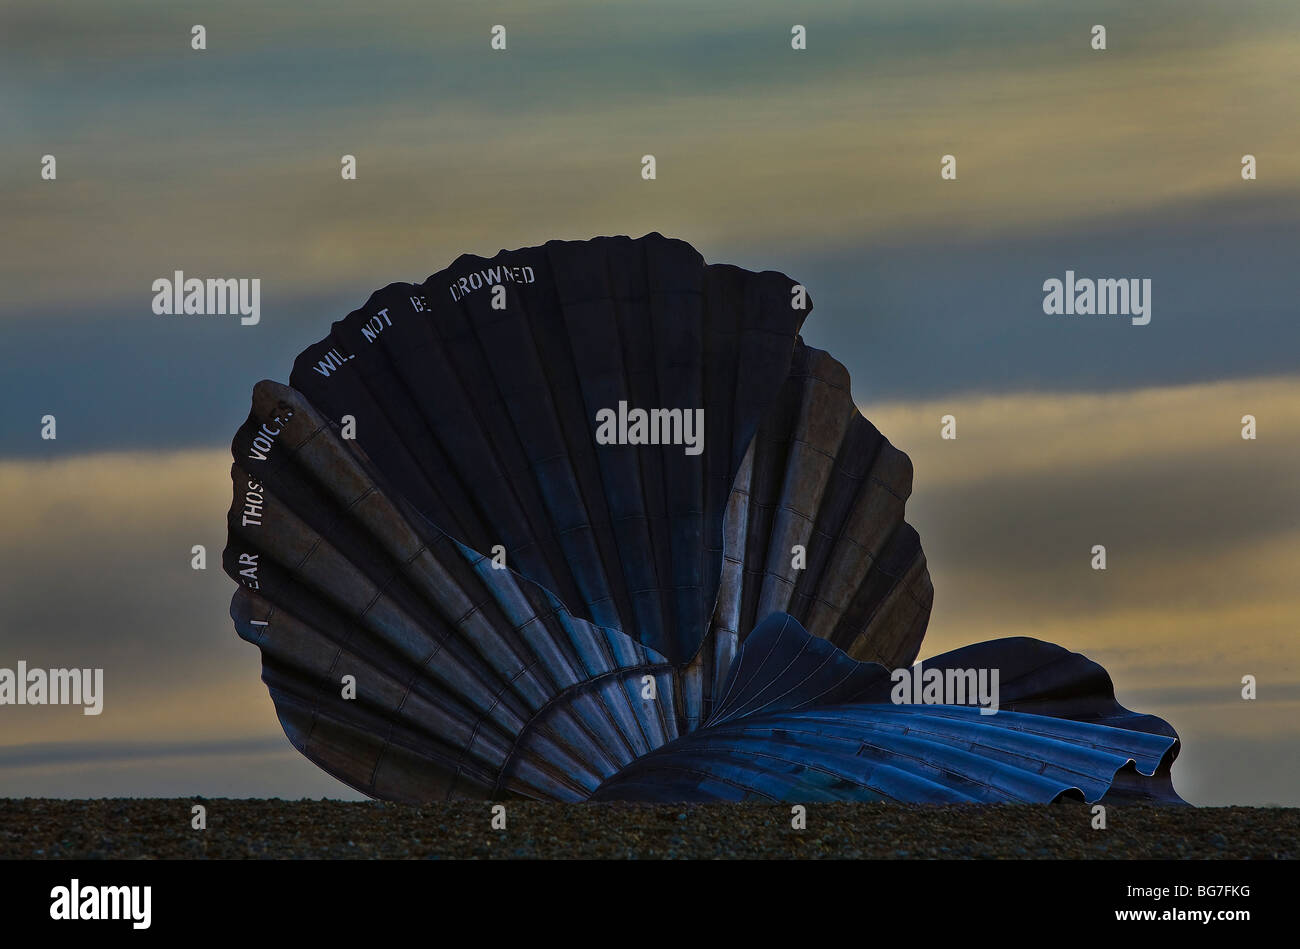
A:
1 0 1297 805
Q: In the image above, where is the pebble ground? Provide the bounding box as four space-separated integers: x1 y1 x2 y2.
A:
2 799 1294 859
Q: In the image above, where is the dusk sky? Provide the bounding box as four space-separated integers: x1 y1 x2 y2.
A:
2 0 1297 804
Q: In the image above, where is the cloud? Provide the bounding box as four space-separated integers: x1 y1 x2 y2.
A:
866 375 1300 486
0 737 286 768
0 449 282 748
2 372 1298 801
2 743 365 799
4 2 1299 310
858 379 1300 717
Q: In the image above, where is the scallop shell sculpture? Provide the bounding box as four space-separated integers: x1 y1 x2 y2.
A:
224 233 1183 804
